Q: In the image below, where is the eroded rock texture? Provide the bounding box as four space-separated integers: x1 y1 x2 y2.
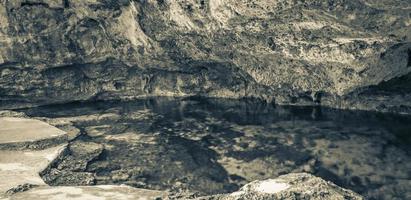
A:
0 0 410 110
200 173 363 200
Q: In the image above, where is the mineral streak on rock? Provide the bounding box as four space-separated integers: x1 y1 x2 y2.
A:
0 0 410 110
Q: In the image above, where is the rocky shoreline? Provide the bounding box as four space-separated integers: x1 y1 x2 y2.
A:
0 110 364 199
1 97 410 200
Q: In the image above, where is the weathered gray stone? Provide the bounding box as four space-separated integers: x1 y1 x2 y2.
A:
43 169 96 186
62 141 103 170
0 111 28 118
199 173 363 200
41 141 104 186
54 124 81 141
0 0 410 111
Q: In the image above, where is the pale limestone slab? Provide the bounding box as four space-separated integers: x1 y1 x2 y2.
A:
0 145 67 195
0 117 66 144
6 185 167 200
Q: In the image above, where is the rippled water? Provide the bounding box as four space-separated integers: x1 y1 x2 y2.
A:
19 98 411 200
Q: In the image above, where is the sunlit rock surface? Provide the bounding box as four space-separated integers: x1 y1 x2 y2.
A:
199 173 363 200
0 114 67 196
0 117 67 150
0 145 66 195
0 0 410 111
7 185 167 200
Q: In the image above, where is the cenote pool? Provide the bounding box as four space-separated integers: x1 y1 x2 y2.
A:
18 98 411 200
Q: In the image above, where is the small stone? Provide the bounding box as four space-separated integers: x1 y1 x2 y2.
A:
302 164 313 173
84 125 110 137
111 170 130 182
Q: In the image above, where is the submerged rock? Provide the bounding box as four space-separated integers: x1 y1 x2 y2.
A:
43 169 96 186
59 141 104 171
0 0 410 111
41 141 104 186
201 173 363 200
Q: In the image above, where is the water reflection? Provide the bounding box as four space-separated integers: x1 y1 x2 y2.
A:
20 97 411 200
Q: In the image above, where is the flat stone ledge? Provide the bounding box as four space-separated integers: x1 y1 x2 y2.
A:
0 117 67 150
0 145 67 195
0 117 167 200
5 185 168 200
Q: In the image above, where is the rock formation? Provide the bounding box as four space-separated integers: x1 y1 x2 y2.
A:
0 0 410 112
198 173 363 200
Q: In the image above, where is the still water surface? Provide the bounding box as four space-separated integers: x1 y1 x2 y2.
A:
20 98 411 200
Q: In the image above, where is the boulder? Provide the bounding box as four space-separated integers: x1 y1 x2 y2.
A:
202 173 363 200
